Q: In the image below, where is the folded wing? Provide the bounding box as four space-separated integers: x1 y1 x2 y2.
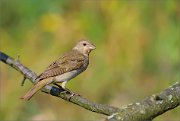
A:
36 50 85 81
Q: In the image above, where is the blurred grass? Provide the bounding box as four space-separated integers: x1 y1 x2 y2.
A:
0 0 180 120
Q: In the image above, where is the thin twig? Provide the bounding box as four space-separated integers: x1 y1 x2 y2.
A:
21 76 26 86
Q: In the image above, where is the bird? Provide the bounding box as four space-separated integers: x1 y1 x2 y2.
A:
21 39 96 101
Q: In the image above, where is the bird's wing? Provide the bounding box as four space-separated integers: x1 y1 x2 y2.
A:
36 51 85 81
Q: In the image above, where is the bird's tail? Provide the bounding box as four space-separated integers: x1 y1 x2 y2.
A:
20 79 49 101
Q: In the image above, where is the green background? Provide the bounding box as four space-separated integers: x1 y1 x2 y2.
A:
0 0 179 120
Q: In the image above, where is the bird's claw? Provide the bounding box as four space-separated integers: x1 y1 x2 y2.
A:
67 91 80 101
52 83 80 99
61 88 80 100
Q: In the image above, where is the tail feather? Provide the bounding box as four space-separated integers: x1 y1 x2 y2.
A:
21 80 48 101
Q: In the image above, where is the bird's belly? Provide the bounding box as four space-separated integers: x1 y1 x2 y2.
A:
54 69 82 83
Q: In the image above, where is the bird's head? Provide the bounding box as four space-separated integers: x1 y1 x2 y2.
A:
73 39 96 56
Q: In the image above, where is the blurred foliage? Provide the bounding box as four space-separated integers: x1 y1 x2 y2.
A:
0 0 180 120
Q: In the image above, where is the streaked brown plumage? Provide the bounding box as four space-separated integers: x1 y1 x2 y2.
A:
36 50 86 81
21 40 95 101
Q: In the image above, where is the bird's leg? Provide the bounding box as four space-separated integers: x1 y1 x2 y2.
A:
61 81 80 98
53 81 80 98
61 81 72 93
61 81 67 89
62 81 80 100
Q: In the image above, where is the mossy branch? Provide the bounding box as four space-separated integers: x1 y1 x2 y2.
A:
1 51 179 121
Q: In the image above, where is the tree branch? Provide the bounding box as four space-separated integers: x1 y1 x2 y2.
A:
107 82 180 121
1 51 180 121
0 51 119 116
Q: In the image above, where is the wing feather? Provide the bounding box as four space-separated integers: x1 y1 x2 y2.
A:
36 50 85 81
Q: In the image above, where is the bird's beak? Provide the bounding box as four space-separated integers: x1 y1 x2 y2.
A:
89 44 96 50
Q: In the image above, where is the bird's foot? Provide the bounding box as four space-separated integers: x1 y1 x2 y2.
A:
63 88 80 100
52 84 80 99
63 88 80 96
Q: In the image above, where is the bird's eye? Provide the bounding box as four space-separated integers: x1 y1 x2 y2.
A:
83 43 87 46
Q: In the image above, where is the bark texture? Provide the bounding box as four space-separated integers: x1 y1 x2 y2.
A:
1 51 179 121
